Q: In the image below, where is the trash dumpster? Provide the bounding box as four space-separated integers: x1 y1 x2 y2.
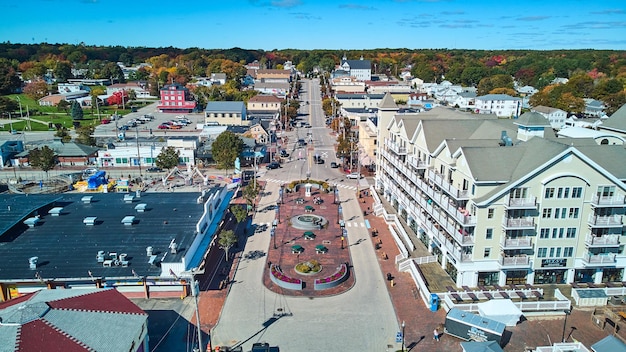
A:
430 293 440 312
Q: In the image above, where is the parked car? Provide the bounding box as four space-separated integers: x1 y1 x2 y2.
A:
346 172 363 179
266 162 281 170
330 162 339 168
146 167 163 173
158 124 170 129
169 124 182 129
280 150 289 157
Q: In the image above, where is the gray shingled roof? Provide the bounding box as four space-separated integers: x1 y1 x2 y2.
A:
475 94 521 101
341 59 371 70
600 103 626 132
379 93 398 110
205 101 245 112
514 111 552 127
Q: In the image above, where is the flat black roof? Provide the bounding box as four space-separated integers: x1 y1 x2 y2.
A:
0 190 217 282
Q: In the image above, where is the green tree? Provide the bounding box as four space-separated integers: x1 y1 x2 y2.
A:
155 146 180 170
57 100 70 114
29 146 57 177
101 62 125 83
75 125 96 146
54 126 71 142
218 229 237 262
70 101 83 120
242 182 261 212
0 59 22 95
477 74 514 96
0 96 19 114
53 61 72 82
212 131 244 170
230 205 248 223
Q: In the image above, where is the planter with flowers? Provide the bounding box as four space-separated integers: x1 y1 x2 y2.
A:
270 264 303 290
313 264 348 290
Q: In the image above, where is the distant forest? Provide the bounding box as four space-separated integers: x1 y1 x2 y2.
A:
1 43 625 114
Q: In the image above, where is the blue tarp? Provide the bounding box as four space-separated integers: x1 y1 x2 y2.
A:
87 171 107 189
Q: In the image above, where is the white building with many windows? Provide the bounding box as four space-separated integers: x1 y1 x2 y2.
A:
475 94 522 118
375 93 626 287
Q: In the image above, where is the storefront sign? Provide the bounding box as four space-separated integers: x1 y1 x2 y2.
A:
541 259 566 267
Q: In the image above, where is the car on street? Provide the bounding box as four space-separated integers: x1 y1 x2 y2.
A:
266 162 281 170
314 155 324 164
330 162 339 168
280 150 289 158
158 124 170 129
169 124 182 129
346 172 363 179
146 167 163 173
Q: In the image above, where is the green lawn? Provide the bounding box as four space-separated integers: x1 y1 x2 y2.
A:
3 94 149 132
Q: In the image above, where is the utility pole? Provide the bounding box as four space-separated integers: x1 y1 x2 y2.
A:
190 273 204 352
135 126 142 177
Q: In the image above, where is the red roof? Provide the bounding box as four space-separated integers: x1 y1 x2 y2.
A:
18 320 90 352
48 289 145 315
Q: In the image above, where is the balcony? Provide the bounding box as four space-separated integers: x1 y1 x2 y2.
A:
504 195 538 209
587 214 623 228
584 234 620 248
582 252 617 266
591 194 626 207
500 236 533 250
499 255 531 268
502 216 536 230
427 170 470 200
407 155 429 169
386 139 407 155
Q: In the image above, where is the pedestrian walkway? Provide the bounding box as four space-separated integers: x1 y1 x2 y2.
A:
263 177 358 191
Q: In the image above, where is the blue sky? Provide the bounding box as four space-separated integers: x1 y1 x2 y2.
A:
2 0 626 50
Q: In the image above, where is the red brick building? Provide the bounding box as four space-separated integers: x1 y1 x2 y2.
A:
158 83 197 113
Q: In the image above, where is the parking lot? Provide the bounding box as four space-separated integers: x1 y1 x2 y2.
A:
93 102 205 137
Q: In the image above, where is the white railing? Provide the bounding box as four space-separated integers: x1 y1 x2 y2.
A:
588 214 623 227
504 195 537 208
407 155 428 169
591 194 626 206
414 256 438 265
503 216 535 229
582 252 616 265
427 169 470 200
385 139 407 155
442 288 570 313
499 255 530 267
500 236 533 249
535 343 590 352
584 233 620 246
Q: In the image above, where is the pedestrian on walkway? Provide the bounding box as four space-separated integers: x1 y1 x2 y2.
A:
433 327 440 341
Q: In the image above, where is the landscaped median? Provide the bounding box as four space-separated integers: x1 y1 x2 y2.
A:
270 264 303 290
314 263 348 290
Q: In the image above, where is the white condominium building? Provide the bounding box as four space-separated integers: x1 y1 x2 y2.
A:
375 93 626 287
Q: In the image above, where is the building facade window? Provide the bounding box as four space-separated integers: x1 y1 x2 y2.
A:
486 228 493 239
572 187 583 198
545 188 555 199
484 248 491 258
542 208 552 218
564 247 574 257
540 228 550 239
538 248 547 257
566 228 576 238
487 209 494 219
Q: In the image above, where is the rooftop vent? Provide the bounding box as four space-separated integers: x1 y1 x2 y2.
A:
146 246 153 256
29 257 38 270
499 131 513 147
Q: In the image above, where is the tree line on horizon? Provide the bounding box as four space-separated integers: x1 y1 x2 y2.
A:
1 42 625 114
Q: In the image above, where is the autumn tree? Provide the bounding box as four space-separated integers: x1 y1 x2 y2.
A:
23 80 49 100
75 125 96 146
477 74 514 96
54 126 71 143
555 92 585 114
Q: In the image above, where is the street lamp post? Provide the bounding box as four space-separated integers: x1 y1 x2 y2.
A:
340 220 346 249
334 184 339 204
401 320 406 352
561 309 571 342
270 228 276 250
337 205 342 224
276 204 281 223
186 268 204 352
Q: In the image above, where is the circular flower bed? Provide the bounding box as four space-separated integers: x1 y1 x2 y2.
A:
294 259 322 275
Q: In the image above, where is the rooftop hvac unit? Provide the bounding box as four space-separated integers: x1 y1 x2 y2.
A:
170 241 178 254
146 246 153 256
29 256 38 269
